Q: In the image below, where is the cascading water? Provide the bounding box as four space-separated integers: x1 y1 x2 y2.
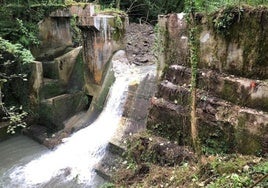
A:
0 51 155 188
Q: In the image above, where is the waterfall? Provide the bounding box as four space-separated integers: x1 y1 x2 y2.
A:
0 51 151 188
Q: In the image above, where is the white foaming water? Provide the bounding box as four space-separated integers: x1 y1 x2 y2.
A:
2 55 147 188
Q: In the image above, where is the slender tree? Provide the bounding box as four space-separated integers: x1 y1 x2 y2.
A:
187 0 201 156
116 0 120 9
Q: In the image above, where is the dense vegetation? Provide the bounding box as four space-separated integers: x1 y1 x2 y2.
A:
0 37 33 134
107 132 268 187
0 0 267 187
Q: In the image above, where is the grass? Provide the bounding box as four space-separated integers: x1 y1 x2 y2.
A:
110 154 268 188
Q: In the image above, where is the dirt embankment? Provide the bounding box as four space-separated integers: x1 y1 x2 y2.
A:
125 23 156 65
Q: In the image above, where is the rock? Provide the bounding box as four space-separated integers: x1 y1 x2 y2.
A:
127 133 196 166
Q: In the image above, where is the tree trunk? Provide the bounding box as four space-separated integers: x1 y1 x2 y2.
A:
188 0 201 156
116 0 120 9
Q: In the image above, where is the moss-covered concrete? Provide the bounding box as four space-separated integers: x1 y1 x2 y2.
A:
163 65 268 112
147 98 191 145
41 79 66 99
39 92 88 131
148 81 268 155
159 7 268 79
203 6 268 79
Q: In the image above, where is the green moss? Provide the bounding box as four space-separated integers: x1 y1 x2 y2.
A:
67 51 85 92
39 92 88 132
147 108 191 145
38 101 55 131
92 62 115 111
110 16 126 42
221 80 237 103
213 156 249 175
199 121 235 154
234 116 262 155
208 6 268 79
249 97 268 112
41 80 66 99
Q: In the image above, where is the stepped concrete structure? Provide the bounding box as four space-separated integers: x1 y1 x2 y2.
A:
147 8 268 155
22 4 128 147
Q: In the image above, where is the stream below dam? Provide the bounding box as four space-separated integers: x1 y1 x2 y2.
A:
0 51 156 188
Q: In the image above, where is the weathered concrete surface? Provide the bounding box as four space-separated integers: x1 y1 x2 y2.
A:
39 92 88 131
149 7 268 155
29 61 43 108
55 46 83 85
24 111 90 149
153 79 268 155
79 15 128 86
41 78 66 99
32 16 73 60
38 47 84 100
157 13 188 76
164 65 268 111
28 45 87 142
31 4 96 60
158 7 268 79
148 94 268 155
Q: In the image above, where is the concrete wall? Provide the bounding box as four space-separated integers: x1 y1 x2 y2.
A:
148 6 268 155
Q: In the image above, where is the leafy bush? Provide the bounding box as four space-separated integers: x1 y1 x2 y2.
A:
0 37 34 134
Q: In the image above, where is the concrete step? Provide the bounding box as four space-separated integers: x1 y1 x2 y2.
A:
156 80 190 106
164 65 268 111
94 151 124 182
39 92 88 131
35 46 74 61
148 94 268 155
41 78 66 99
42 46 83 81
42 61 59 79
22 125 49 145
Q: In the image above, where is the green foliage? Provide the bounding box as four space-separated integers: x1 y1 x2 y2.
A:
99 0 267 24
115 15 123 29
206 156 268 188
70 14 82 46
191 0 268 13
0 37 34 65
99 0 185 23
254 161 268 174
100 183 116 188
202 139 228 155
188 27 199 89
2 106 28 134
153 23 165 57
0 37 34 134
207 173 252 188
16 18 40 47
213 6 244 37
0 1 66 48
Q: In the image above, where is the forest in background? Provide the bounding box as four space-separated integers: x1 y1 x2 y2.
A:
0 1 267 187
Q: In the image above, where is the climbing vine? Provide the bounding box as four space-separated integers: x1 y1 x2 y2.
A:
213 6 243 37
186 0 201 156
